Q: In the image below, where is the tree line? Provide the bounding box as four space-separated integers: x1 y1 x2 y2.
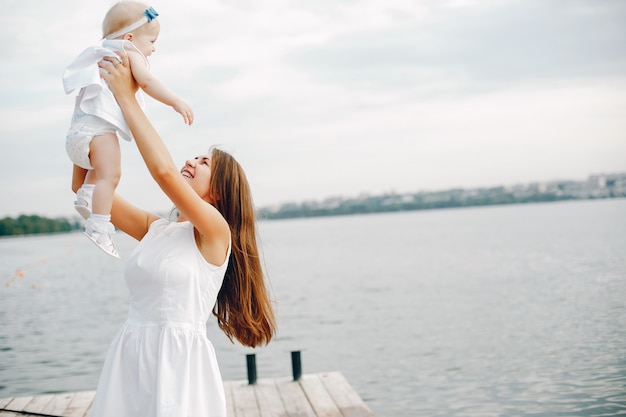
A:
258 189 571 220
0 215 81 236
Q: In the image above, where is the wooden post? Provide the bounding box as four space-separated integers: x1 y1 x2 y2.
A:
246 354 257 385
291 351 302 381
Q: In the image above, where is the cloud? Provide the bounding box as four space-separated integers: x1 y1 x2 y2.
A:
0 0 625 217
286 0 626 93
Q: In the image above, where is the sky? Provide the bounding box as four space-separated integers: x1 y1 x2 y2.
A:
1 0 625 218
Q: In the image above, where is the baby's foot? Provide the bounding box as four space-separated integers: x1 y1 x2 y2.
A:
74 186 93 220
84 220 119 259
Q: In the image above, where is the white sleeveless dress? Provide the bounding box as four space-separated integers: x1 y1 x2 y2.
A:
90 219 229 417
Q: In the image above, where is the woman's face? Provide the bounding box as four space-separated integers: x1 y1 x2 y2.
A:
181 154 212 202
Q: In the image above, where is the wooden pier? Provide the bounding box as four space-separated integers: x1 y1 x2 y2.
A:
0 372 374 417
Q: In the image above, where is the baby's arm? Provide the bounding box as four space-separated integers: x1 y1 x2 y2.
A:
127 51 194 125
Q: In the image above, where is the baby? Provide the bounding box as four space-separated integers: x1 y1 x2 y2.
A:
63 1 193 258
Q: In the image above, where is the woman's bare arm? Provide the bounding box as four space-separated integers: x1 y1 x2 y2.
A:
100 53 229 252
110 194 159 241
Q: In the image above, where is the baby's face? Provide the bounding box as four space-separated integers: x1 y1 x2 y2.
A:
132 20 160 57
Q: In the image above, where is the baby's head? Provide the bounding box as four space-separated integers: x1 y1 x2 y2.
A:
102 1 160 57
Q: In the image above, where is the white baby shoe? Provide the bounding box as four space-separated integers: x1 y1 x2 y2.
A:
74 186 93 220
84 219 120 259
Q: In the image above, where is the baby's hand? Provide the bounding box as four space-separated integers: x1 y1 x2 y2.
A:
173 101 194 125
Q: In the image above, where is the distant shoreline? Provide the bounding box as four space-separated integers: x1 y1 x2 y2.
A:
0 215 81 237
258 172 626 220
2 173 625 234
259 194 624 221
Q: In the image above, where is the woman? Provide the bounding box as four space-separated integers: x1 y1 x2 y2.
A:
84 52 275 417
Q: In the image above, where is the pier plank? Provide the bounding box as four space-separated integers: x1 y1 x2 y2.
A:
3 395 34 412
40 392 76 415
224 380 236 417
62 391 95 417
231 380 260 417
254 378 287 417
23 394 54 413
319 373 374 417
299 374 342 417
83 400 94 417
276 377 316 417
0 398 13 409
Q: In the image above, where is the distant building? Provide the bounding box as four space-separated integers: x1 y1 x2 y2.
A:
258 172 626 220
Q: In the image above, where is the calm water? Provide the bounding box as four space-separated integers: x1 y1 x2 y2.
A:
1 199 625 416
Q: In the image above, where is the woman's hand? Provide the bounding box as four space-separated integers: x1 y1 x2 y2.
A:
99 52 139 102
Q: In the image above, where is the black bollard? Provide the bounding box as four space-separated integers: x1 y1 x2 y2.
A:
291 351 302 381
246 354 257 385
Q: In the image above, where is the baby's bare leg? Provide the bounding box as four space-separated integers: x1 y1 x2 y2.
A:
89 132 121 216
71 164 89 193
84 169 98 186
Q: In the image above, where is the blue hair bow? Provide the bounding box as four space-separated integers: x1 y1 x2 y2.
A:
144 7 159 22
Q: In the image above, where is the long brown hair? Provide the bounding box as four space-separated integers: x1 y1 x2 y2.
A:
209 147 276 347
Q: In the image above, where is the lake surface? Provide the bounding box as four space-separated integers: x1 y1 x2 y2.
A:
1 199 625 416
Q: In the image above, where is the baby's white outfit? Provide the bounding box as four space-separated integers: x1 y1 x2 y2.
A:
63 39 147 169
63 40 148 259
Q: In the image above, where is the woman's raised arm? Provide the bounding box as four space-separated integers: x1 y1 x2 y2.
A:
99 54 230 248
